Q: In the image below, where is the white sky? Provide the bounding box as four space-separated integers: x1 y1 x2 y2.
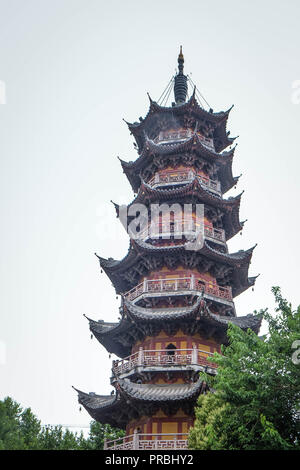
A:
0 0 299 430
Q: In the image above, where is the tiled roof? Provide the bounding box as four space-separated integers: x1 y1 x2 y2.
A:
74 387 118 410
117 377 204 401
86 299 262 357
96 238 255 296
126 92 234 153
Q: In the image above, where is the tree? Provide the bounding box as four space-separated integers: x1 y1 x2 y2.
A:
0 396 125 450
189 287 300 450
38 425 81 450
0 397 41 450
79 422 125 450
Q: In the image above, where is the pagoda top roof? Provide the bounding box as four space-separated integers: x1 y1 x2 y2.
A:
86 297 262 358
127 90 231 127
125 91 235 153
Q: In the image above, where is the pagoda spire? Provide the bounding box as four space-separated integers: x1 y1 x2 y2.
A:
174 45 188 104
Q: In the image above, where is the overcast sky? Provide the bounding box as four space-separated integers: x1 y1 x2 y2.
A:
0 0 299 430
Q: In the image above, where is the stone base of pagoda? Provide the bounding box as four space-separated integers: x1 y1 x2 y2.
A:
104 431 188 450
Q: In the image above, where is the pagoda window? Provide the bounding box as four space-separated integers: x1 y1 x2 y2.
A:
166 343 177 356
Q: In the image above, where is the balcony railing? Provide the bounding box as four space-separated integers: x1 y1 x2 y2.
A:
104 432 188 450
147 170 221 194
154 130 214 150
124 276 232 303
112 347 217 376
154 129 192 145
136 222 225 245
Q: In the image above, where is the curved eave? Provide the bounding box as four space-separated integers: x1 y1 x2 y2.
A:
84 300 262 357
133 238 255 268
74 378 205 427
87 315 131 357
120 136 236 194
97 237 254 274
123 296 202 321
214 127 236 153
96 239 255 295
233 275 259 297
199 302 262 335
124 177 241 216
122 134 234 169
74 387 126 428
113 192 242 241
116 377 204 402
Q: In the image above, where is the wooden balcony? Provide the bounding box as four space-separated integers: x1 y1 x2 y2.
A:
137 222 225 246
154 129 214 151
112 347 217 377
154 129 192 145
104 431 188 450
148 170 221 194
124 276 232 304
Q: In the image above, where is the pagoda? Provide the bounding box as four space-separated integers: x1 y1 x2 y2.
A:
74 48 262 450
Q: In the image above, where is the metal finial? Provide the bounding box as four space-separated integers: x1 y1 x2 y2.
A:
174 46 187 104
178 45 184 61
178 45 184 74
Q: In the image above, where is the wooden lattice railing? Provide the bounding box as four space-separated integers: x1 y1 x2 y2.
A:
148 170 221 193
124 276 232 303
112 347 217 376
104 432 189 450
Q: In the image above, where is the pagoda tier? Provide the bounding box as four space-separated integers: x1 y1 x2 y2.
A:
126 89 235 154
96 240 256 298
119 134 239 194
86 298 262 358
113 178 244 240
74 377 205 430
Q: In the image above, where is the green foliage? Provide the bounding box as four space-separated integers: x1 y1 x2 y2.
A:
0 397 41 450
0 396 124 450
79 422 125 450
189 287 300 450
38 425 81 450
